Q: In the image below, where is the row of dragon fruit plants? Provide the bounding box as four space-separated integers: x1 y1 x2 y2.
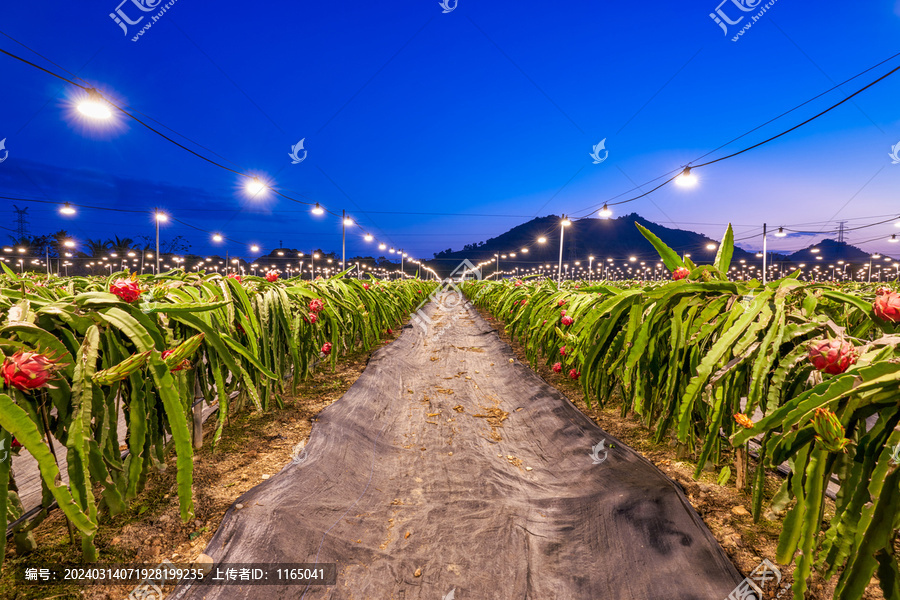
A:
0 264 437 562
463 223 900 600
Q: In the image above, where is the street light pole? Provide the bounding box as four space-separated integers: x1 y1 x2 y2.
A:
762 223 767 285
557 215 569 285
342 210 347 277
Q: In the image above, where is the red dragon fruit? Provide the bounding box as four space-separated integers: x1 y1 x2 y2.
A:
1 350 66 392
568 369 580 380
265 271 279 282
873 291 900 323
560 346 567 356
309 298 326 313
552 362 562 373
561 316 574 326
109 278 142 303
672 267 690 281
808 339 858 375
321 342 332 356
227 273 242 283
558 299 566 307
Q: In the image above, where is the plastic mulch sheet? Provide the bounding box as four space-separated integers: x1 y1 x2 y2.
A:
173 297 743 600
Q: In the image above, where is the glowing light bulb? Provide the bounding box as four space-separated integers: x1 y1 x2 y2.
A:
379 243 386 250
598 203 612 218
246 177 267 197
343 217 353 226
312 203 325 215
675 166 697 188
59 202 76 216
155 212 168 222
364 233 373 242
250 245 260 252
537 236 547 244
889 234 898 243
77 89 112 120
774 227 787 237
212 234 223 242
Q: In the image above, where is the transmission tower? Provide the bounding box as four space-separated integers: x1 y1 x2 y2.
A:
836 221 847 244
12 205 29 239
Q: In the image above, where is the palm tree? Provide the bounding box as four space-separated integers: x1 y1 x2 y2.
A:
107 236 137 256
85 238 110 258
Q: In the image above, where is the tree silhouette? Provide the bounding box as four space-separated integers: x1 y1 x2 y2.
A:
85 238 110 258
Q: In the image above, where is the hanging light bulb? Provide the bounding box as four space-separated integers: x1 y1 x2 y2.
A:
245 177 268 197
675 166 697 187
59 202 77 216
343 216 354 226
379 243 386 250
561 216 571 227
212 234 223 242
312 203 325 215
537 236 547 244
77 89 113 120
598 203 612 218
250 245 260 252
389 247 396 254
774 227 787 237
364 233 374 242
155 212 168 222
889 234 899 243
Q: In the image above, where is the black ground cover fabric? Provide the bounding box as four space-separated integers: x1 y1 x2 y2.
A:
173 297 743 599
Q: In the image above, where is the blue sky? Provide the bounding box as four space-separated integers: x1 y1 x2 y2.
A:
1 0 899 260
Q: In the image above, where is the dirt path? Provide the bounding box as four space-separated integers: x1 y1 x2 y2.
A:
172 295 742 600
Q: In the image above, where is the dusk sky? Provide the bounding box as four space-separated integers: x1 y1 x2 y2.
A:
2 0 900 260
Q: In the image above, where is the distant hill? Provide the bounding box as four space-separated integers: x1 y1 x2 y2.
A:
422 214 894 278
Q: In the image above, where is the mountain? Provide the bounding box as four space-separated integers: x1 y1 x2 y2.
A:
424 214 758 277
422 214 895 278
